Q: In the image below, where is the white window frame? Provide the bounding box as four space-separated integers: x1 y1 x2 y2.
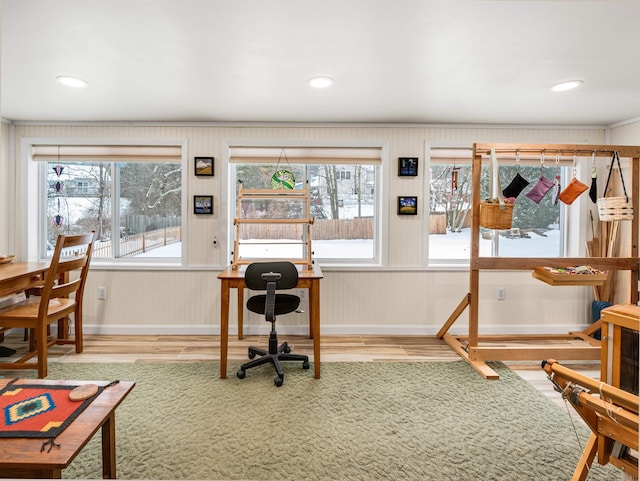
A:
223 140 389 267
424 142 588 267
21 138 189 265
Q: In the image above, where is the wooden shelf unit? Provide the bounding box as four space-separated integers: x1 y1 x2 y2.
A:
232 182 314 270
438 143 640 379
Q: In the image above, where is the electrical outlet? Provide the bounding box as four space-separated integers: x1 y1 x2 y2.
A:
299 289 307 302
497 287 505 300
97 287 107 300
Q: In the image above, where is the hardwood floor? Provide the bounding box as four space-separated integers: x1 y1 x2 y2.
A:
0 332 599 412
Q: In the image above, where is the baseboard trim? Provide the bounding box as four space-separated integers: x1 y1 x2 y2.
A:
81 323 595 337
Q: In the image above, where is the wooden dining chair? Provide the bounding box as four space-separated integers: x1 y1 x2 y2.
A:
0 232 95 378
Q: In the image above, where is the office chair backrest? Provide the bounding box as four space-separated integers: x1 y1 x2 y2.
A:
244 261 299 291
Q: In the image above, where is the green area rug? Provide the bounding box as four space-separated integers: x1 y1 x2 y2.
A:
38 361 617 480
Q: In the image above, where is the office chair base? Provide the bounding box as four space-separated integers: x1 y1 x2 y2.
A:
237 337 309 387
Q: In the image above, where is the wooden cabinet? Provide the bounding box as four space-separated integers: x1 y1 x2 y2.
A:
601 304 639 395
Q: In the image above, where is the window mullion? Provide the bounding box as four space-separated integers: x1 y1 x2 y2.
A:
113 162 120 258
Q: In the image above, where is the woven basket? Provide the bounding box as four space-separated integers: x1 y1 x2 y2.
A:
597 196 633 221
479 201 514 230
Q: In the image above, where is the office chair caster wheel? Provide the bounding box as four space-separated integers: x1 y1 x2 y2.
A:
302 360 310 369
282 343 291 354
248 349 256 359
274 375 283 387
237 369 246 379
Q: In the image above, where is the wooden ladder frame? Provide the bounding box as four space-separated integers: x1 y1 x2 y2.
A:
232 182 314 270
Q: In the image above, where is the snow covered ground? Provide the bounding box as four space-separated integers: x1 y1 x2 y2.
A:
134 228 560 262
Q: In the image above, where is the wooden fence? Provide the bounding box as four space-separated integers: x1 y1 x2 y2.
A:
237 217 373 240
92 226 182 258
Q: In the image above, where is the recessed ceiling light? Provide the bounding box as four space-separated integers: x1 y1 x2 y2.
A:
56 75 88 88
308 76 334 89
550 80 583 92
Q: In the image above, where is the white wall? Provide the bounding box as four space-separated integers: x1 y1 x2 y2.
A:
3 122 614 335
0 122 11 255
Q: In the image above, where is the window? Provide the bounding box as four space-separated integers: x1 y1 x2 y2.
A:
428 148 566 264
229 146 381 263
36 144 183 261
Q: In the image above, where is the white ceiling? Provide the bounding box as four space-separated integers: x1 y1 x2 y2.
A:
2 0 640 126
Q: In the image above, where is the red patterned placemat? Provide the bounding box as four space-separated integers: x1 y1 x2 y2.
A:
0 379 104 443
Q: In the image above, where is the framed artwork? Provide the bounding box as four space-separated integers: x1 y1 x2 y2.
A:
195 157 214 176
194 195 213 215
398 196 418 215
398 157 418 176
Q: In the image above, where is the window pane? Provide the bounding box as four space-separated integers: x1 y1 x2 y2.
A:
233 162 376 261
429 157 564 263
46 162 112 254
497 165 562 257
429 163 486 261
45 161 182 259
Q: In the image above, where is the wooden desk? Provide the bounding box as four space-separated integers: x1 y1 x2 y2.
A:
0 378 135 479
218 264 323 379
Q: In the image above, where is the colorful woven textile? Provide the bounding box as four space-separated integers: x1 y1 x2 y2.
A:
0 380 101 439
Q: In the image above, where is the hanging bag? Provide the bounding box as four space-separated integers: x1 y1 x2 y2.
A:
479 149 514 230
502 150 529 199
270 149 296 189
502 173 529 199
525 174 555 204
597 151 633 221
558 170 588 205
525 151 554 204
502 149 529 199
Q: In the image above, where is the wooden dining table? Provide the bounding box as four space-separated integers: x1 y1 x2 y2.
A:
0 378 135 479
0 261 50 298
0 261 50 355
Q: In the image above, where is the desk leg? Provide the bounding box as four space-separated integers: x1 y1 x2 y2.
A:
309 279 321 379
220 279 230 379
102 412 116 479
237 288 244 340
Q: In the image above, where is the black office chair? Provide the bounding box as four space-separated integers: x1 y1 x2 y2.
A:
236 261 310 386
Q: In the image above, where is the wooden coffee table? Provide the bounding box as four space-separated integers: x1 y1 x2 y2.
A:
0 378 135 479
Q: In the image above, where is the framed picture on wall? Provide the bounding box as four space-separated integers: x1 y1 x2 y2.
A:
195 157 214 176
194 195 213 215
397 196 418 215
398 157 418 176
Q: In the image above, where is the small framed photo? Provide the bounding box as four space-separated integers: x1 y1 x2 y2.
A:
194 195 213 215
195 157 214 176
398 157 418 176
398 196 418 215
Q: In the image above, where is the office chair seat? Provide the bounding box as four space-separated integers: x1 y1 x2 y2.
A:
247 293 300 317
236 261 310 387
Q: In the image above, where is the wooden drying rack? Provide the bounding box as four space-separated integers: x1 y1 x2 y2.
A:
232 182 314 270
437 143 640 379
